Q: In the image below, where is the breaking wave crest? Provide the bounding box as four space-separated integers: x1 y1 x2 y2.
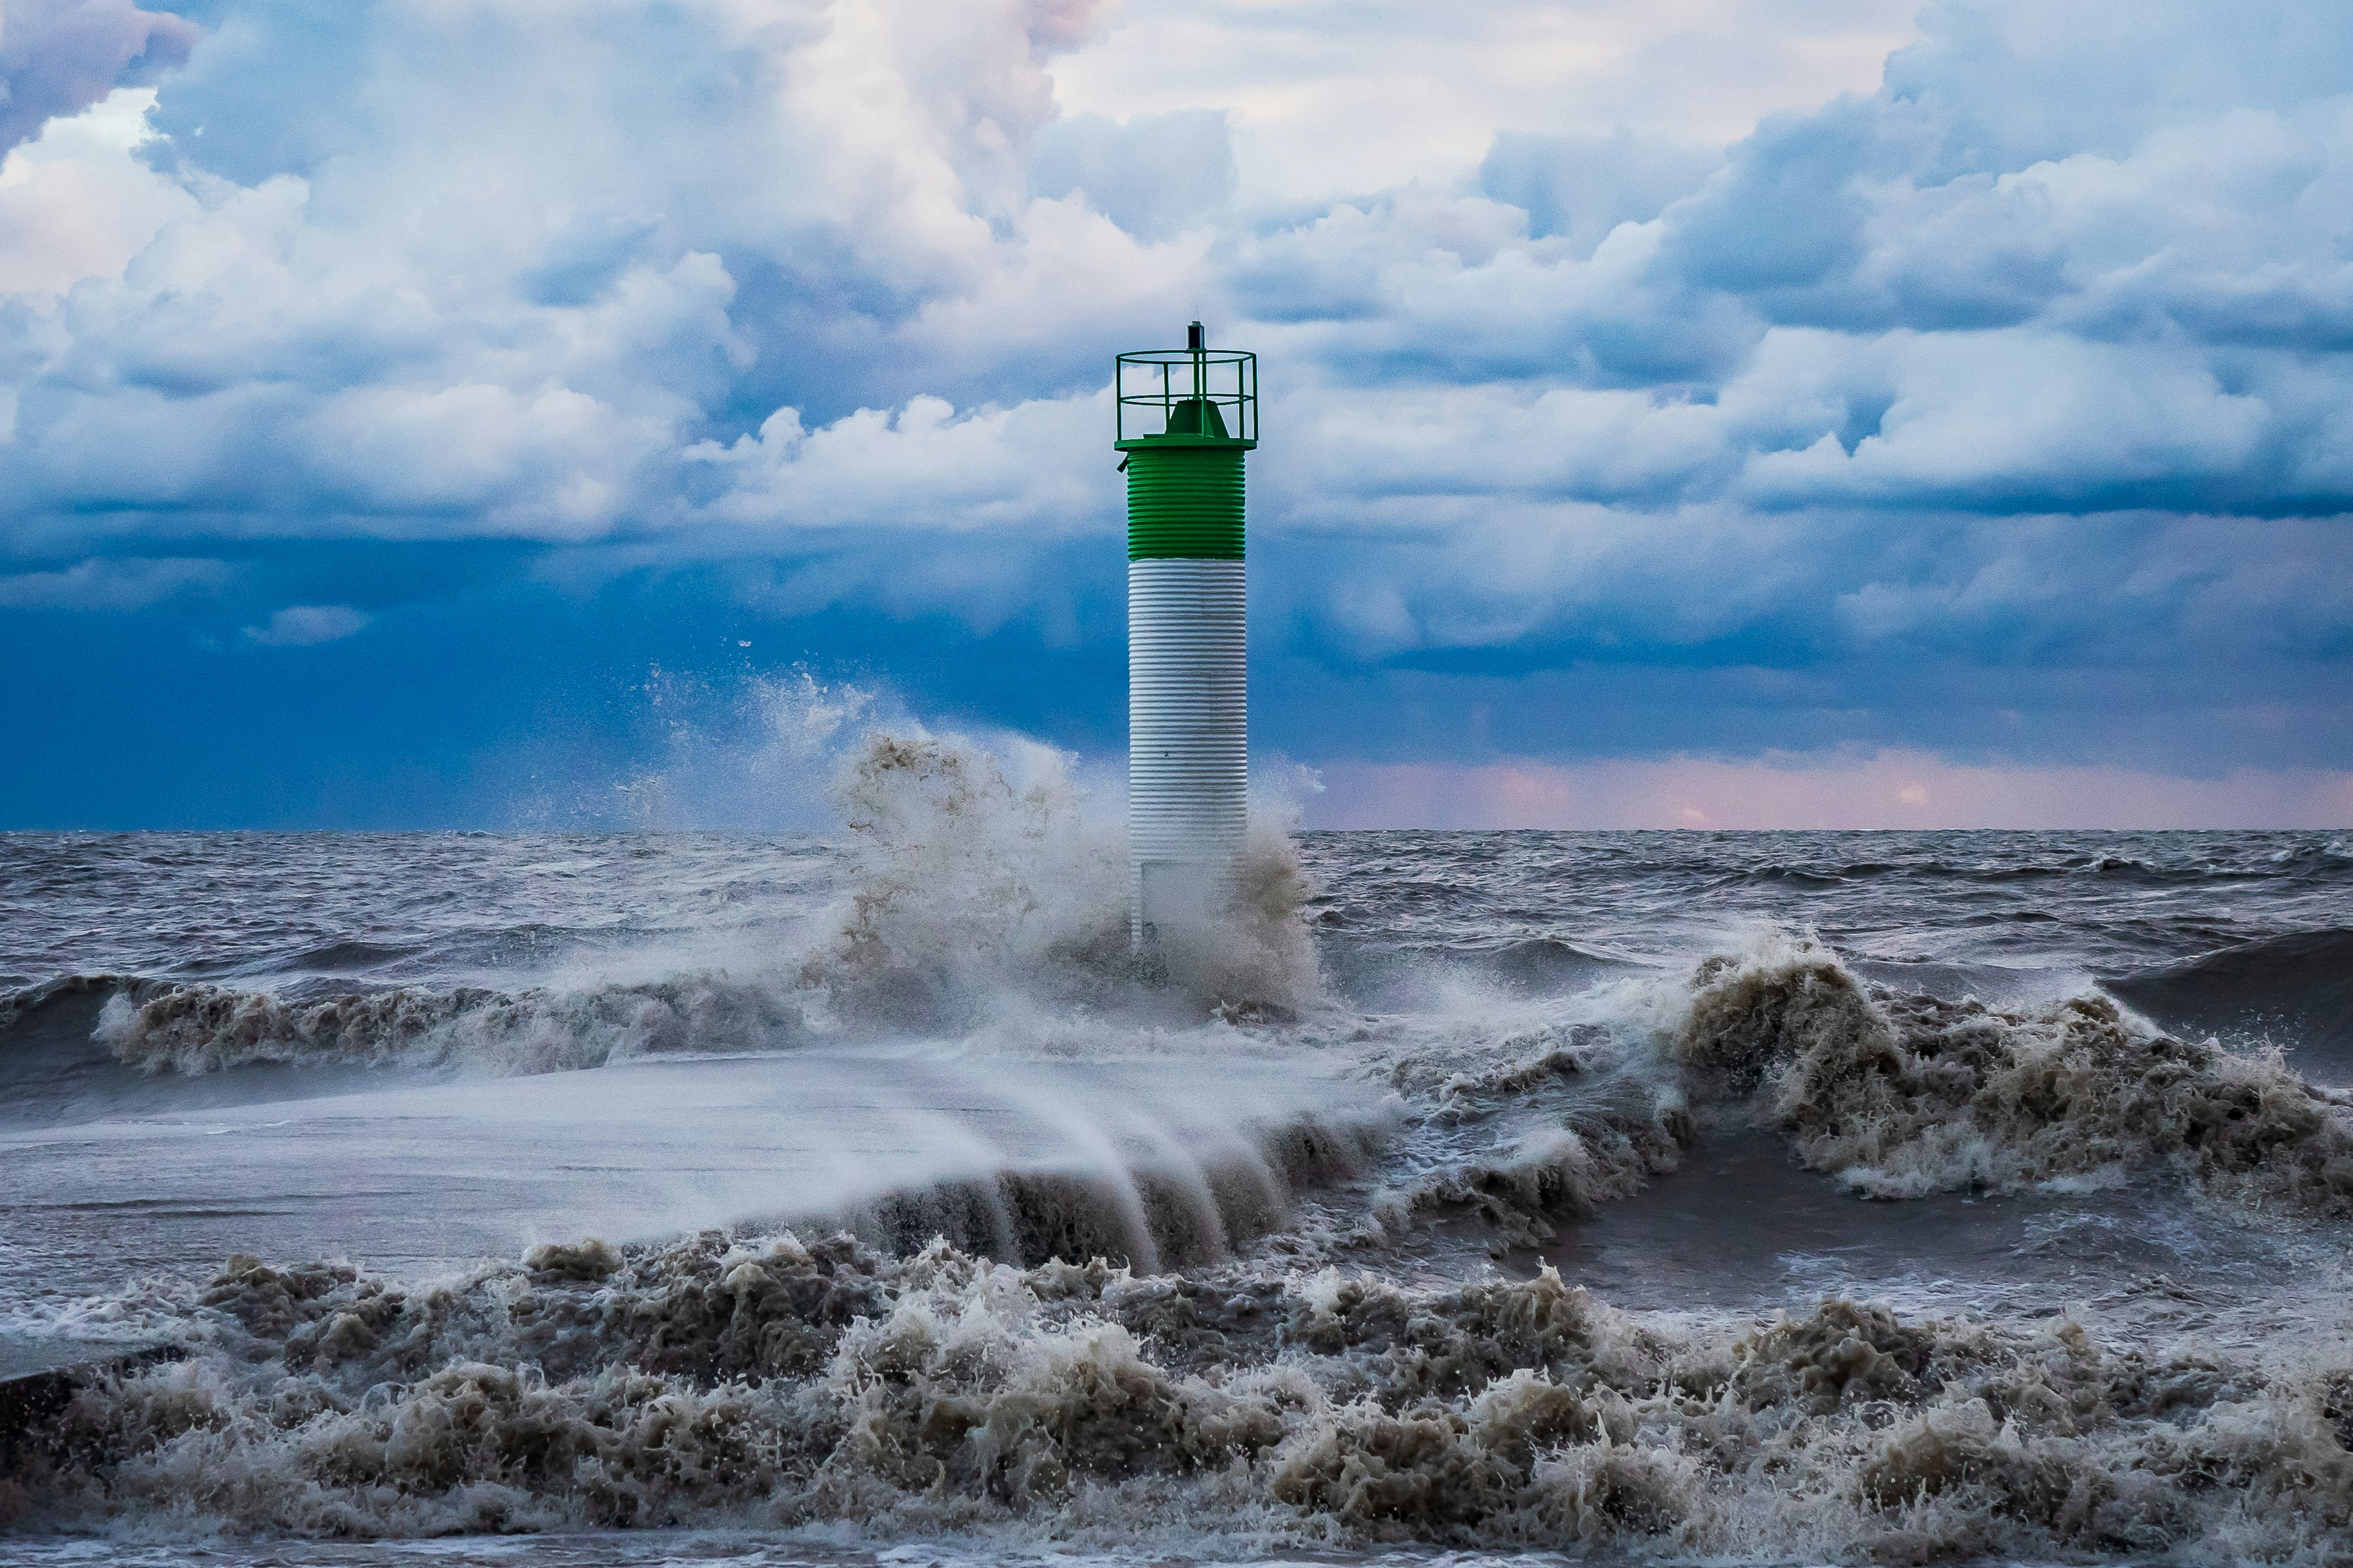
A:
92 974 806 1077
1671 935 2353 1207
1316 930 2353 1260
1282 930 2353 1266
10 1235 2353 1560
1359 1021 1692 1250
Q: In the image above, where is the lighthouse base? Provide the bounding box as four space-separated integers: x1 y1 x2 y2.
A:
1127 556 1247 949
1132 856 1232 948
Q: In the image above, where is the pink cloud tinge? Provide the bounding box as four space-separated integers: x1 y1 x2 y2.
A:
1306 751 2353 830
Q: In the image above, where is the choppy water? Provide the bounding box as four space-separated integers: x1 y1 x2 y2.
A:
4 734 2352 1564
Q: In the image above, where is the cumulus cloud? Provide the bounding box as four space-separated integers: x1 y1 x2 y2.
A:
0 86 195 297
686 391 1115 536
17 0 2341 549
1479 131 1720 259
1049 0 1919 196
0 0 196 155
0 0 1196 549
1030 109 1235 240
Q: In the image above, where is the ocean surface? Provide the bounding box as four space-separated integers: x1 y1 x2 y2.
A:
4 731 2352 1565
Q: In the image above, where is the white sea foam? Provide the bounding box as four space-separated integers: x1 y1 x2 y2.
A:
11 1236 2353 1563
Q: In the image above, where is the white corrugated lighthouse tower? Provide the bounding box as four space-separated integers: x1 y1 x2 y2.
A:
1116 323 1257 946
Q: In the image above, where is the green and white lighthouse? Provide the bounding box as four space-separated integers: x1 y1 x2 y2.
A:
1117 322 1257 945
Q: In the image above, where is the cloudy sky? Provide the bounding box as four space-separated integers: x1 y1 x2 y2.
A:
2 0 2348 829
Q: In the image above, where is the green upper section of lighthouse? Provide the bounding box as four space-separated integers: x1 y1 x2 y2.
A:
1116 322 1255 561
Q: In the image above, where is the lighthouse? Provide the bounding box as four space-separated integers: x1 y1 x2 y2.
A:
1117 323 1257 947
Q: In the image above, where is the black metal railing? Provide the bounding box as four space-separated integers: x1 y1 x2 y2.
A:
1117 326 1257 445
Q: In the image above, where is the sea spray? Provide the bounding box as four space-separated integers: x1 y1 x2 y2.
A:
792 724 1130 1029
553 667 891 832
800 725 1327 1027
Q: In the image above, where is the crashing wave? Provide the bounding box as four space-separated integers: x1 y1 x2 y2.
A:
799 726 1326 1027
93 973 806 1077
9 1235 2353 1559
62 723 1330 1082
1358 1024 1692 1249
1671 935 2353 1207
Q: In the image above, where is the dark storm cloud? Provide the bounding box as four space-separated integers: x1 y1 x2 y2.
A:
0 0 2348 822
